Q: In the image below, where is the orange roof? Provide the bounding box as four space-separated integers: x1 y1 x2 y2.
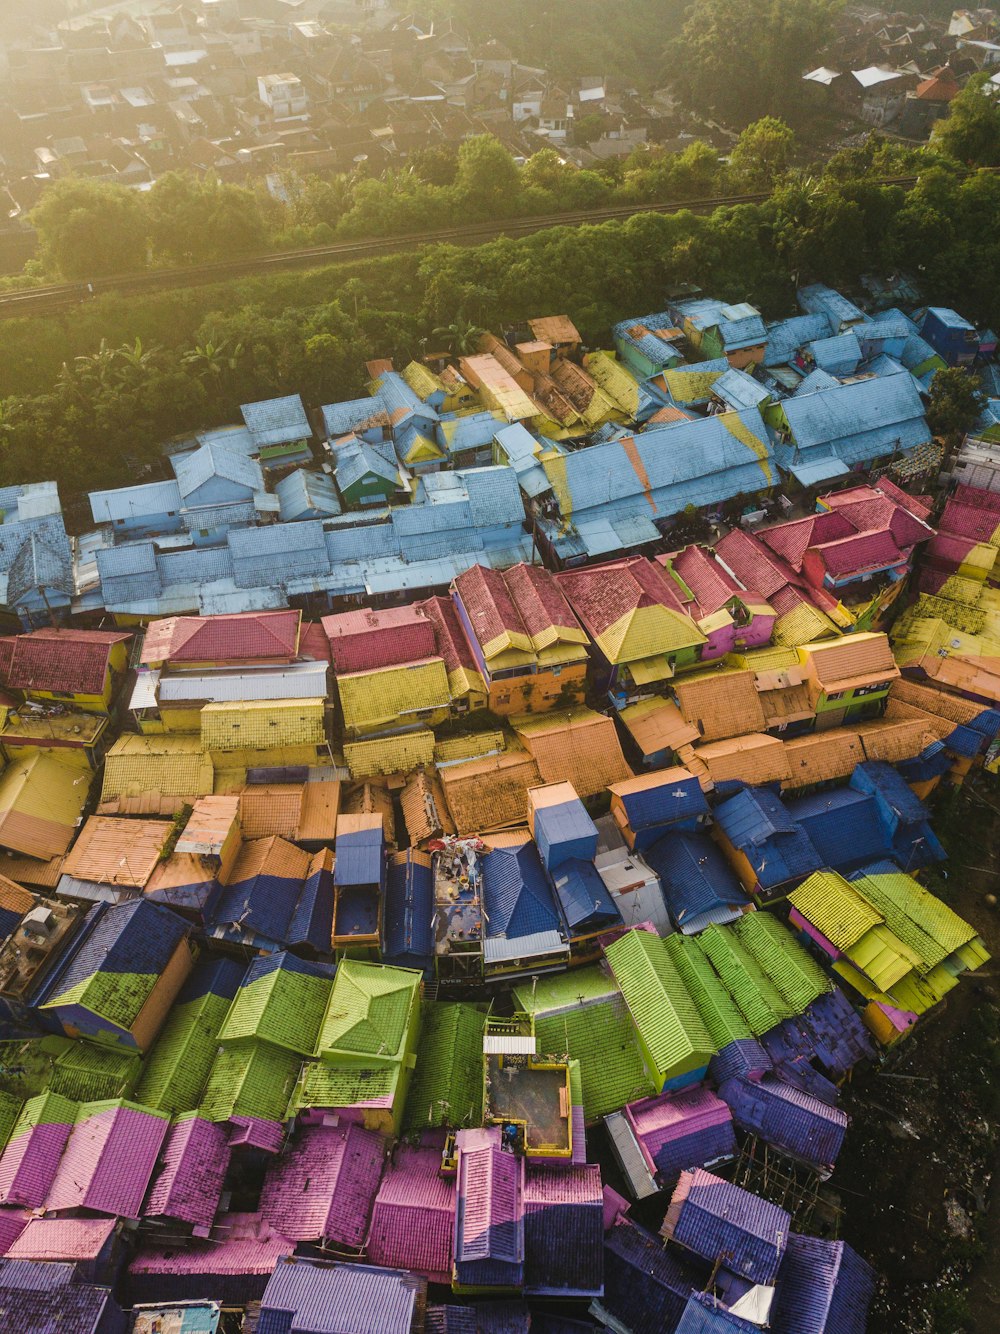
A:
883 697 955 742
1 854 63 889
400 769 454 844
342 781 396 846
618 697 701 757
439 750 542 835
781 729 863 788
800 633 899 691
528 315 581 345
239 780 340 842
0 874 34 920
854 719 935 764
758 681 815 726
889 677 986 727
672 670 767 742
221 835 312 885
512 709 632 798
692 733 791 787
62 816 173 887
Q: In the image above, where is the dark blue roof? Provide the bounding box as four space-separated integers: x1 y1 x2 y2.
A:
849 762 928 825
334 824 385 888
644 831 750 931
713 788 823 890
669 1171 790 1284
968 707 1000 739
240 951 335 987
548 858 620 933
719 1077 848 1172
482 842 563 941
675 1291 762 1333
48 899 189 992
210 871 303 947
649 1119 738 1185
760 1023 841 1106
799 989 876 1079
533 800 598 863
260 1256 422 1334
602 1217 707 1334
524 1188 603 1296
783 789 888 872
288 858 335 952
945 723 986 758
0 1285 125 1334
175 955 246 1005
335 885 380 939
709 1038 773 1087
770 1234 876 1334
619 774 708 829
383 853 434 963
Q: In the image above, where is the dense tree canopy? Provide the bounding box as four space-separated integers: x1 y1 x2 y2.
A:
933 73 1000 167
30 178 147 279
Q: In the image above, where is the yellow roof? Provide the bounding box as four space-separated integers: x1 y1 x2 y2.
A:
672 669 767 742
512 708 632 798
726 646 800 674
782 728 863 788
401 360 445 401
600 605 706 665
200 698 327 752
100 734 214 813
344 730 435 780
772 603 841 648
337 659 450 733
434 730 506 765
445 665 488 705
789 870 884 951
625 655 677 685
583 351 640 416
0 754 90 860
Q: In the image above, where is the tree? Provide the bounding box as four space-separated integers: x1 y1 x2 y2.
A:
933 73 1000 167
432 318 485 356
30 178 147 279
452 136 523 218
145 172 270 265
728 117 796 191
926 367 986 447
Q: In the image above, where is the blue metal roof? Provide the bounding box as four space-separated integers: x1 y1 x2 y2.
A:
275 469 342 522
713 788 823 891
322 397 385 439
668 1170 790 1284
602 1218 706 1334
719 1076 847 1172
925 305 975 331
240 394 310 446
783 789 888 872
383 853 434 964
260 1256 421 1334
437 411 502 454
712 369 770 411
643 832 750 934
229 521 330 588
482 841 564 941
89 479 183 525
613 312 684 365
334 823 384 888
335 440 399 492
807 332 861 376
174 442 264 500
797 284 864 330
619 773 709 830
671 298 766 352
548 858 620 933
780 374 930 467
675 1292 762 1333
763 314 831 367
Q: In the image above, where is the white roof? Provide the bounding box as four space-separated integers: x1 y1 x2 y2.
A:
482 931 569 963
157 661 328 704
483 1034 537 1054
852 65 904 88
803 66 841 85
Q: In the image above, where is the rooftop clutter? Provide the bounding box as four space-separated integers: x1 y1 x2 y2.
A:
0 294 997 1333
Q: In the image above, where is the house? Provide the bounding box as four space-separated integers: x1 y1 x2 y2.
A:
659 545 776 659
661 1168 790 1284
797 632 900 716
608 769 708 850
452 1125 525 1293
258 1256 424 1334
45 1098 171 1218
323 605 436 675
275 468 342 522
796 284 866 333
605 1086 736 1194
0 753 93 859
366 1132 456 1284
334 440 402 507
129 1212 295 1305
604 929 716 1092
417 596 488 713
0 1251 126 1331
208 838 332 955
382 850 434 974
920 306 984 366
770 1234 877 1334
173 442 266 543
219 953 335 1059
672 668 768 742
644 831 752 935
241 394 312 465
332 813 385 952
718 1076 848 1177
133 660 330 736
512 707 633 799
140 609 302 669
668 298 767 369
712 785 824 898
615 698 702 769
89 478 185 538
258 1122 384 1246
1 628 131 713
143 1113 231 1231
0 481 73 628
99 734 214 817
523 1162 604 1297
0 1090 78 1207
527 780 597 871
555 557 706 705
480 834 569 979
337 657 452 738
613 313 686 379
596 1215 707 1334
451 562 589 715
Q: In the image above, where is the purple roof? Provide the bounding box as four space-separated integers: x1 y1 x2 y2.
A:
0 1278 124 1334
761 1021 841 1105
228 1116 285 1153
799 988 877 1078
144 1115 230 1229
0 1207 29 1253
46 1102 169 1218
771 1233 877 1334
708 1038 772 1087
718 1077 848 1176
0 1120 74 1208
128 1211 290 1304
260 1254 424 1334
662 1169 790 1285
524 1164 603 1297
454 1128 525 1290
367 1134 456 1283
626 1087 737 1183
7 1217 116 1262
259 1123 385 1245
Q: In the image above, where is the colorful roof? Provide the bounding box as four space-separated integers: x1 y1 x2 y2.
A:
317 959 420 1063
100 734 214 814
61 816 172 888
141 609 301 666
260 1122 385 1245
512 708 632 798
367 1133 456 1283
798 632 898 690
523 1163 603 1297
730 913 831 1012
143 1113 230 1229
0 1091 77 1208
405 1002 486 1131
322 606 437 674
788 871 884 950
453 1126 525 1290
556 558 705 664
617 697 701 757
200 697 326 751
219 952 335 1056
45 1099 170 1217
199 1040 300 1125
0 754 90 860
662 933 752 1050
5 628 129 695
770 1233 877 1334
663 1168 790 1284
338 658 451 734
696 924 796 1036
259 1255 423 1334
440 750 542 835
720 1076 848 1174
673 670 767 742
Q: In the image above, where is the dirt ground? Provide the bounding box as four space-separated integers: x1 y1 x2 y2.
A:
833 775 1000 1333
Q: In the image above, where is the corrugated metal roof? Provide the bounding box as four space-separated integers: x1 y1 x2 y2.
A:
241 394 310 446
663 1168 789 1284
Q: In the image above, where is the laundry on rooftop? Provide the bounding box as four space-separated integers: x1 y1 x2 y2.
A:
0 289 997 1332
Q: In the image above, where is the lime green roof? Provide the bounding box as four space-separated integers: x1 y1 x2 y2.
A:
10 1089 78 1136
200 1039 300 1124
0 1090 22 1155
695 925 796 1036
133 992 231 1116
533 993 654 1123
49 1043 141 1103
730 912 830 1013
41 969 157 1030
851 872 977 968
514 965 618 1016
317 960 421 1063
788 870 884 951
290 1060 401 1119
663 932 751 1048
605 929 716 1084
844 923 920 993
219 967 333 1056
404 1001 486 1132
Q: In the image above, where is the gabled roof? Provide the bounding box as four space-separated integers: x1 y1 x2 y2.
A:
481 836 564 941
141 609 301 666
673 669 767 742
662 1168 789 1284
780 375 929 465
7 533 73 606
556 557 705 664
260 1255 421 1334
174 442 264 499
513 708 632 798
240 393 310 446
322 605 437 674
799 632 898 690
6 628 130 695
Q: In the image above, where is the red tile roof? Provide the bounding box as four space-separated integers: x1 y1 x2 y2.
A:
938 497 1000 543
453 563 526 650
873 479 932 521
298 621 332 664
321 606 437 674
555 556 686 638
6 629 131 696
501 563 582 638
819 529 905 577
417 596 478 673
142 610 301 666
715 529 790 600
0 638 16 686
665 546 745 616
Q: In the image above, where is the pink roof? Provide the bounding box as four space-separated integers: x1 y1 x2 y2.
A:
665 545 747 617
7 1217 116 1261
953 484 1000 513
321 606 437 674
46 1103 170 1218
926 532 980 566
873 479 933 521
626 1087 733 1164
142 610 302 666
366 1134 456 1283
455 1127 524 1262
502 563 582 638
939 499 1000 543
259 1123 385 1245
130 1212 291 1276
715 529 790 600
0 1120 73 1208
602 1185 630 1231
524 1163 602 1206
817 529 905 577
144 1115 230 1229
298 621 333 664
0 1207 28 1253
228 1117 286 1154
555 556 689 638
759 512 854 570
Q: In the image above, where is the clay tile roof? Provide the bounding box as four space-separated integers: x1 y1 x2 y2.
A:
781 729 864 787
502 564 584 642
673 670 767 742
400 769 454 844
417 596 478 674
321 605 437 674
818 530 904 576
693 734 791 787
7 629 130 695
528 315 581 344
453 564 530 654
0 639 16 685
618 697 701 756
556 557 688 640
142 610 301 666
802 633 898 689
715 529 790 600
62 815 173 887
512 708 632 798
666 546 745 616
222 835 312 886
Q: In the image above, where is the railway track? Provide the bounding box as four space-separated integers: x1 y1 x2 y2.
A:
0 170 978 318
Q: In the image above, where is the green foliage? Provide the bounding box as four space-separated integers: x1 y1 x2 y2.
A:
927 367 987 446
729 117 797 191
30 178 147 279
933 73 1000 167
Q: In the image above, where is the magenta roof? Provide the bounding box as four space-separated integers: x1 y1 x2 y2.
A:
7 1217 116 1262
144 1115 230 1230
628 1086 733 1151
322 606 437 674
259 1124 385 1245
228 1117 286 1154
0 1121 72 1208
0 1207 28 1253
46 1102 170 1219
130 1212 291 1276
454 1127 524 1264
524 1163 602 1206
367 1135 456 1284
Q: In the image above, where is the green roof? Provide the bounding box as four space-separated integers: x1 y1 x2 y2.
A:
317 960 421 1062
0 1090 22 1155
134 992 231 1115
199 1039 300 1124
291 1060 401 1119
513 966 618 1016
605 929 716 1083
49 1043 141 1103
10 1089 78 1135
42 970 158 1030
404 1001 486 1132
788 871 883 951
695 925 796 1036
663 932 751 1048
851 873 977 968
730 913 830 1012
219 967 333 1056
75 1096 169 1125
534 994 654 1122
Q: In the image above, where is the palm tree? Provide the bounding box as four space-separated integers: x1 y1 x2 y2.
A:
431 317 484 358
114 337 162 385
181 338 245 381
72 338 119 391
